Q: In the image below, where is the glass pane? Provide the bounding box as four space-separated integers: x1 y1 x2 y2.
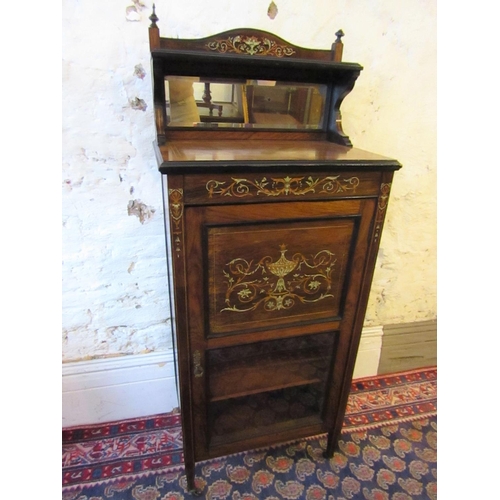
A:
207 332 336 446
209 384 325 447
165 76 327 130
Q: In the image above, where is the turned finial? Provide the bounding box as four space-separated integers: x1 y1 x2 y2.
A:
149 4 159 28
148 4 160 49
332 29 345 62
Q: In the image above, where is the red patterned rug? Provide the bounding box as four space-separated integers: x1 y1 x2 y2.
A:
62 367 437 499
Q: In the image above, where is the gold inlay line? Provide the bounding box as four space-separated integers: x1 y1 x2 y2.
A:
206 175 360 198
221 244 336 313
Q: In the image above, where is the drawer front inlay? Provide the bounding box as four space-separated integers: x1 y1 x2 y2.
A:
183 171 381 205
206 175 360 198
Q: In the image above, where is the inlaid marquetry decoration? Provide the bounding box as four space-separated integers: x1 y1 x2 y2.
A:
206 35 296 57
221 244 336 313
373 182 392 243
206 175 360 198
193 350 204 378
168 188 184 258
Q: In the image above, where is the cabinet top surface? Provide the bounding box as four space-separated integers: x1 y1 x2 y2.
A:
156 140 401 173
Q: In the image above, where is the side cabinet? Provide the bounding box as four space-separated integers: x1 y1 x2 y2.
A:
162 167 397 488
148 14 401 492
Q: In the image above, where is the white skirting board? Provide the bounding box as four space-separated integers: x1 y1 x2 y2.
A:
62 351 179 428
62 326 383 428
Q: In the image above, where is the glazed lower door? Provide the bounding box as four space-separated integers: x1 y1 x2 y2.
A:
207 331 338 448
184 199 375 459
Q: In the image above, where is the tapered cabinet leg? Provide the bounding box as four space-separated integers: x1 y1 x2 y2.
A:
185 462 201 496
324 430 340 459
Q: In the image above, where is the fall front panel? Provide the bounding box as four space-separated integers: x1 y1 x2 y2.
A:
207 217 357 336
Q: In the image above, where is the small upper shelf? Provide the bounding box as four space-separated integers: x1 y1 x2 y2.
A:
148 5 363 147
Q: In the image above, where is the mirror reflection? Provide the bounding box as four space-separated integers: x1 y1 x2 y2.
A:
165 77 327 130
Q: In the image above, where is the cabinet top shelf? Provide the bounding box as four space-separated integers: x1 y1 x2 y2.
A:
148 9 367 148
155 139 402 173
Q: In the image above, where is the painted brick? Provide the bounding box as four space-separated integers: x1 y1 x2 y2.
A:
62 0 436 362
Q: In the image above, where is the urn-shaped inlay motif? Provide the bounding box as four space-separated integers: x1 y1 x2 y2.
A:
221 244 336 313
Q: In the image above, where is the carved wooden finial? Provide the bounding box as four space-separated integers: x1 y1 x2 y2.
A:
149 4 159 28
332 29 345 62
148 4 160 49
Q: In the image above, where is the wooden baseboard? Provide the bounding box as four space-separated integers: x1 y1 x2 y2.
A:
378 319 437 375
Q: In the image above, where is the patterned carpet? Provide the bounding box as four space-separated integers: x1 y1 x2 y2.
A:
62 367 437 499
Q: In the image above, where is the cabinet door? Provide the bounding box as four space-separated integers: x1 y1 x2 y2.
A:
184 198 376 459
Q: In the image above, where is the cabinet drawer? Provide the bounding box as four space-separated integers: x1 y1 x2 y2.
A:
183 171 381 205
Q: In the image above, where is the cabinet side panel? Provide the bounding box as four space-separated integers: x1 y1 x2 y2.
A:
326 174 395 454
161 176 180 406
162 176 198 475
321 198 377 432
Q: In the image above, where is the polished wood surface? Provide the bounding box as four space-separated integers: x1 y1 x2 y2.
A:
149 4 345 63
164 129 328 142
158 27 335 61
149 14 401 494
157 140 401 171
149 11 362 148
182 194 379 462
182 170 381 206
162 161 398 491
190 201 360 337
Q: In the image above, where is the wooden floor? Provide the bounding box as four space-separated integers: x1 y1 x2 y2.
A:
378 319 437 374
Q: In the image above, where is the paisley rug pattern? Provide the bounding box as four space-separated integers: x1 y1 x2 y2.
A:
62 367 437 499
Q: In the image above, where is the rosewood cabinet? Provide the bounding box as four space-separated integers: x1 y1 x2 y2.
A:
148 9 401 493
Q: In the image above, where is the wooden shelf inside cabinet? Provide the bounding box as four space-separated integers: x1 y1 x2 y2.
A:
209 385 325 448
208 331 336 401
148 7 401 493
208 358 326 402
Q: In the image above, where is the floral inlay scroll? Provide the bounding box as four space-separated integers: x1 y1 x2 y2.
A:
206 175 360 198
221 244 336 313
192 350 204 378
373 182 391 243
168 188 184 258
206 35 296 57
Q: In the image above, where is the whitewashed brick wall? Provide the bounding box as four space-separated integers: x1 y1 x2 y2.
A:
62 0 436 365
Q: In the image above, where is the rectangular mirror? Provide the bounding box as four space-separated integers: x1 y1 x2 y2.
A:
165 77 327 130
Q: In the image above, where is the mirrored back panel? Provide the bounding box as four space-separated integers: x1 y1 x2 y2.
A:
165 77 328 130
